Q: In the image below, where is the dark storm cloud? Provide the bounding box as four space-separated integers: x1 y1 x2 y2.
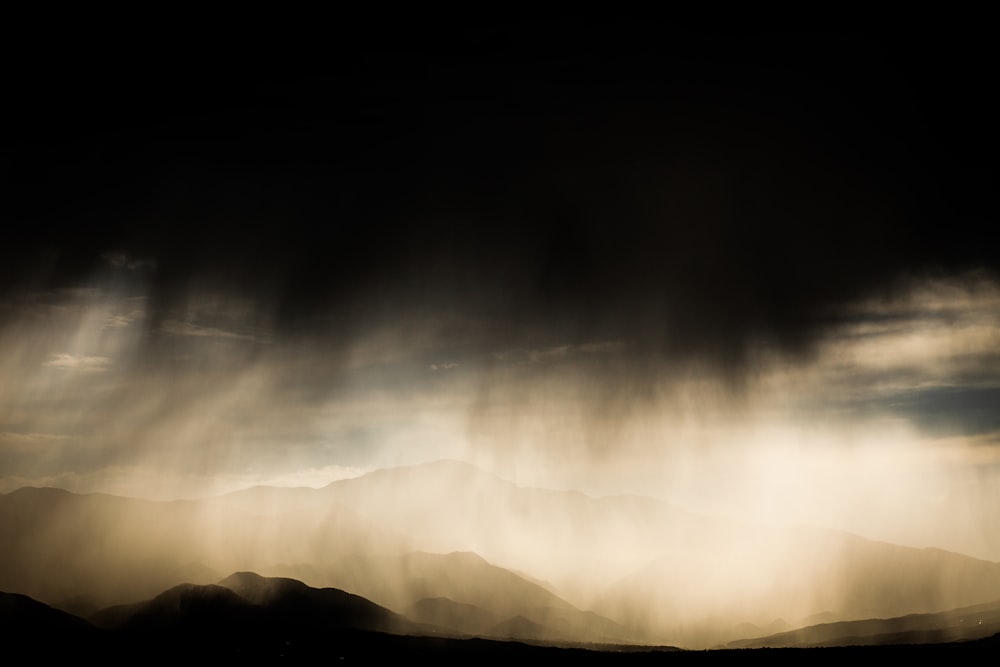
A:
4 29 997 377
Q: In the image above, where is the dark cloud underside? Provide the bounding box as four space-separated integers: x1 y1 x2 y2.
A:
3 29 998 373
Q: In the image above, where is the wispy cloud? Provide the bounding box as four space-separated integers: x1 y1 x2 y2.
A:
101 251 157 271
0 431 76 444
493 340 626 365
0 463 371 499
429 362 459 371
160 319 258 341
103 310 145 329
41 353 112 372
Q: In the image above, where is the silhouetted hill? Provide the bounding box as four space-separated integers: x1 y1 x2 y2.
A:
0 590 105 657
0 590 95 633
86 574 447 658
267 550 634 643
728 598 1000 648
218 571 421 634
3 584 995 661
92 574 428 637
115 583 258 635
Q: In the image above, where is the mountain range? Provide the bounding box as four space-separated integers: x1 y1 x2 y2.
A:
3 573 998 661
2 459 1000 649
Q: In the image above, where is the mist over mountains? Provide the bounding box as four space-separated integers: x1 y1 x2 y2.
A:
3 32 1000 639
3 460 999 650
4 26 1000 662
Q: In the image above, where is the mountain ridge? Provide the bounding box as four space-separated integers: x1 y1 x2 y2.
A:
4 576 999 657
3 460 1000 648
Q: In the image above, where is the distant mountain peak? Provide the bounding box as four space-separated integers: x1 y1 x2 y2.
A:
3 486 76 499
218 571 267 586
217 571 311 604
328 459 502 487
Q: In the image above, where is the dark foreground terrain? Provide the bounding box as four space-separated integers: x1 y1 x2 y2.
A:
5 585 997 663
17 626 1000 663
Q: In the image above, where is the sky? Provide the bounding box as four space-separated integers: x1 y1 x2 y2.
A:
2 28 999 559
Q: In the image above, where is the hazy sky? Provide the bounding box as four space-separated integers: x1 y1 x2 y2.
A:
3 29 999 559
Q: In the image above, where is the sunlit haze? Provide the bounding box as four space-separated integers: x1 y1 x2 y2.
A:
2 271 998 563
3 28 998 651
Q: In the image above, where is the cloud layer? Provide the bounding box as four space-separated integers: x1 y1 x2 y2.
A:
2 29 998 562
